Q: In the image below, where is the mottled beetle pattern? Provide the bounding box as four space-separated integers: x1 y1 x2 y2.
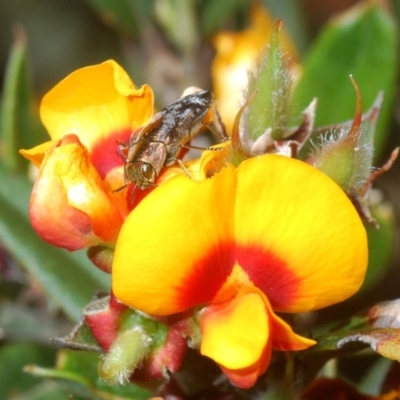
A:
119 90 213 190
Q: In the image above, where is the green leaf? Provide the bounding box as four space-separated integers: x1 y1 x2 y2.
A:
298 299 400 382
336 328 400 361
0 28 32 171
261 0 308 54
154 0 199 54
245 24 291 142
0 300 66 342
200 0 245 36
0 166 109 322
85 0 153 38
362 189 396 291
358 357 392 395
8 381 74 400
52 318 102 353
0 342 56 400
26 350 151 400
291 1 398 157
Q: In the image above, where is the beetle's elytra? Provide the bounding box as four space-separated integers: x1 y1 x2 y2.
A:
120 90 213 190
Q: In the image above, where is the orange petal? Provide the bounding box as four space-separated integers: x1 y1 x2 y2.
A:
19 140 58 167
270 312 316 351
199 287 273 389
30 135 124 250
217 349 270 389
40 60 154 177
200 286 313 388
238 286 315 351
234 154 367 313
267 306 316 351
197 142 234 180
112 165 236 316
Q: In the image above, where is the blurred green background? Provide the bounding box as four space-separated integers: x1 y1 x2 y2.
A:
0 0 400 399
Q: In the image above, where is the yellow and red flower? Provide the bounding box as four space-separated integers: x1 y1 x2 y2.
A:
21 57 368 389
112 148 368 388
20 60 154 250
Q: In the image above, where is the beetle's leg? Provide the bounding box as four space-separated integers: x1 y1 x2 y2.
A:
179 144 208 151
113 176 129 192
204 122 229 142
127 185 138 208
116 141 129 160
112 162 130 193
204 103 229 141
113 184 128 193
174 158 192 179
116 135 144 163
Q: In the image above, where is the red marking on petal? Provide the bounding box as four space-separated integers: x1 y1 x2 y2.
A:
235 244 300 310
90 128 133 179
176 242 235 308
125 182 157 211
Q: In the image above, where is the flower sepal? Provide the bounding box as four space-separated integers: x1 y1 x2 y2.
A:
51 293 188 390
310 78 373 195
87 245 115 273
309 81 398 226
157 310 202 350
85 293 187 385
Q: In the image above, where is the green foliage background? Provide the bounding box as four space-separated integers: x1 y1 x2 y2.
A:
0 1 399 399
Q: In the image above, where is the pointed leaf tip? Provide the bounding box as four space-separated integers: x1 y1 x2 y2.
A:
243 22 292 144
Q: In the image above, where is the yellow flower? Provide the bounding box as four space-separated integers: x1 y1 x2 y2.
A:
20 60 154 250
112 148 368 388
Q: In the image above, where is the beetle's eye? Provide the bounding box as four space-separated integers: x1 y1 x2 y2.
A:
141 163 156 182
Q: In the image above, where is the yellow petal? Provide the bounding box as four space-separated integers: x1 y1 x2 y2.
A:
19 140 58 167
234 154 367 313
30 135 124 250
200 290 269 370
55 140 124 243
40 60 153 150
112 165 236 316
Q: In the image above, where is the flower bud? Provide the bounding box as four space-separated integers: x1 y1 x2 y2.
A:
98 327 151 385
310 77 374 195
83 294 188 384
87 245 114 273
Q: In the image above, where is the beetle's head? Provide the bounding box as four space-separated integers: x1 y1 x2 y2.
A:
125 161 157 190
